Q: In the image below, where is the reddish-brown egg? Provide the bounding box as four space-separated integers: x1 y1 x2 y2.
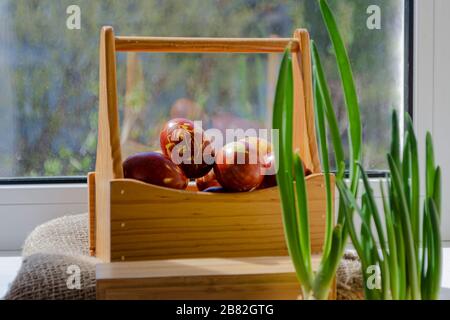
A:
258 174 278 190
239 137 273 156
196 169 221 191
123 152 188 190
213 141 265 192
257 152 277 189
256 153 313 190
160 118 214 179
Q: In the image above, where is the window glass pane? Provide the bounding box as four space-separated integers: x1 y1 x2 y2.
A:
0 0 406 178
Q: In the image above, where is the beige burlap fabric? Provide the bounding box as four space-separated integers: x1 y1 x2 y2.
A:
337 251 364 300
4 214 99 300
3 253 97 300
4 213 363 300
22 214 91 257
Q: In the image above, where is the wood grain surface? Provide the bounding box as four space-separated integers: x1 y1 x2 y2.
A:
115 36 300 53
95 26 124 262
107 174 334 262
97 256 304 300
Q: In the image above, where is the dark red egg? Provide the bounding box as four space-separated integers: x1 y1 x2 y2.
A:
123 152 188 190
213 141 265 192
196 169 221 191
258 174 278 189
257 152 277 189
160 118 214 179
256 153 313 190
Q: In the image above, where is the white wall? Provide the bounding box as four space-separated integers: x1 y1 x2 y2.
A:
415 0 450 240
433 0 450 240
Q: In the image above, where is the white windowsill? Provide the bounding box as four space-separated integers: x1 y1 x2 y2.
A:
1 248 450 300
0 183 87 205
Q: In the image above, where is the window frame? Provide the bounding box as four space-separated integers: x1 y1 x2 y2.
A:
0 176 87 185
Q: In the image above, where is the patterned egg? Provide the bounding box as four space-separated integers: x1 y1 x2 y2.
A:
160 118 214 179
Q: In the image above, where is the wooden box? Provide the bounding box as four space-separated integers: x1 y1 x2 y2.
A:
89 26 335 299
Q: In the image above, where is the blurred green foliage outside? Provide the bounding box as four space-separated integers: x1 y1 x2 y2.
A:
0 0 405 177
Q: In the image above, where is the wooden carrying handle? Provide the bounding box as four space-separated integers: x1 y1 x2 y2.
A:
115 36 300 53
96 26 321 182
292 30 321 173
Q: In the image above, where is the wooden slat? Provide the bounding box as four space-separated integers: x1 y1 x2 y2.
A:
292 31 313 171
109 174 334 262
97 256 303 300
96 256 336 300
115 36 300 53
88 172 96 256
96 26 124 262
296 29 321 173
98 275 300 300
97 256 304 279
